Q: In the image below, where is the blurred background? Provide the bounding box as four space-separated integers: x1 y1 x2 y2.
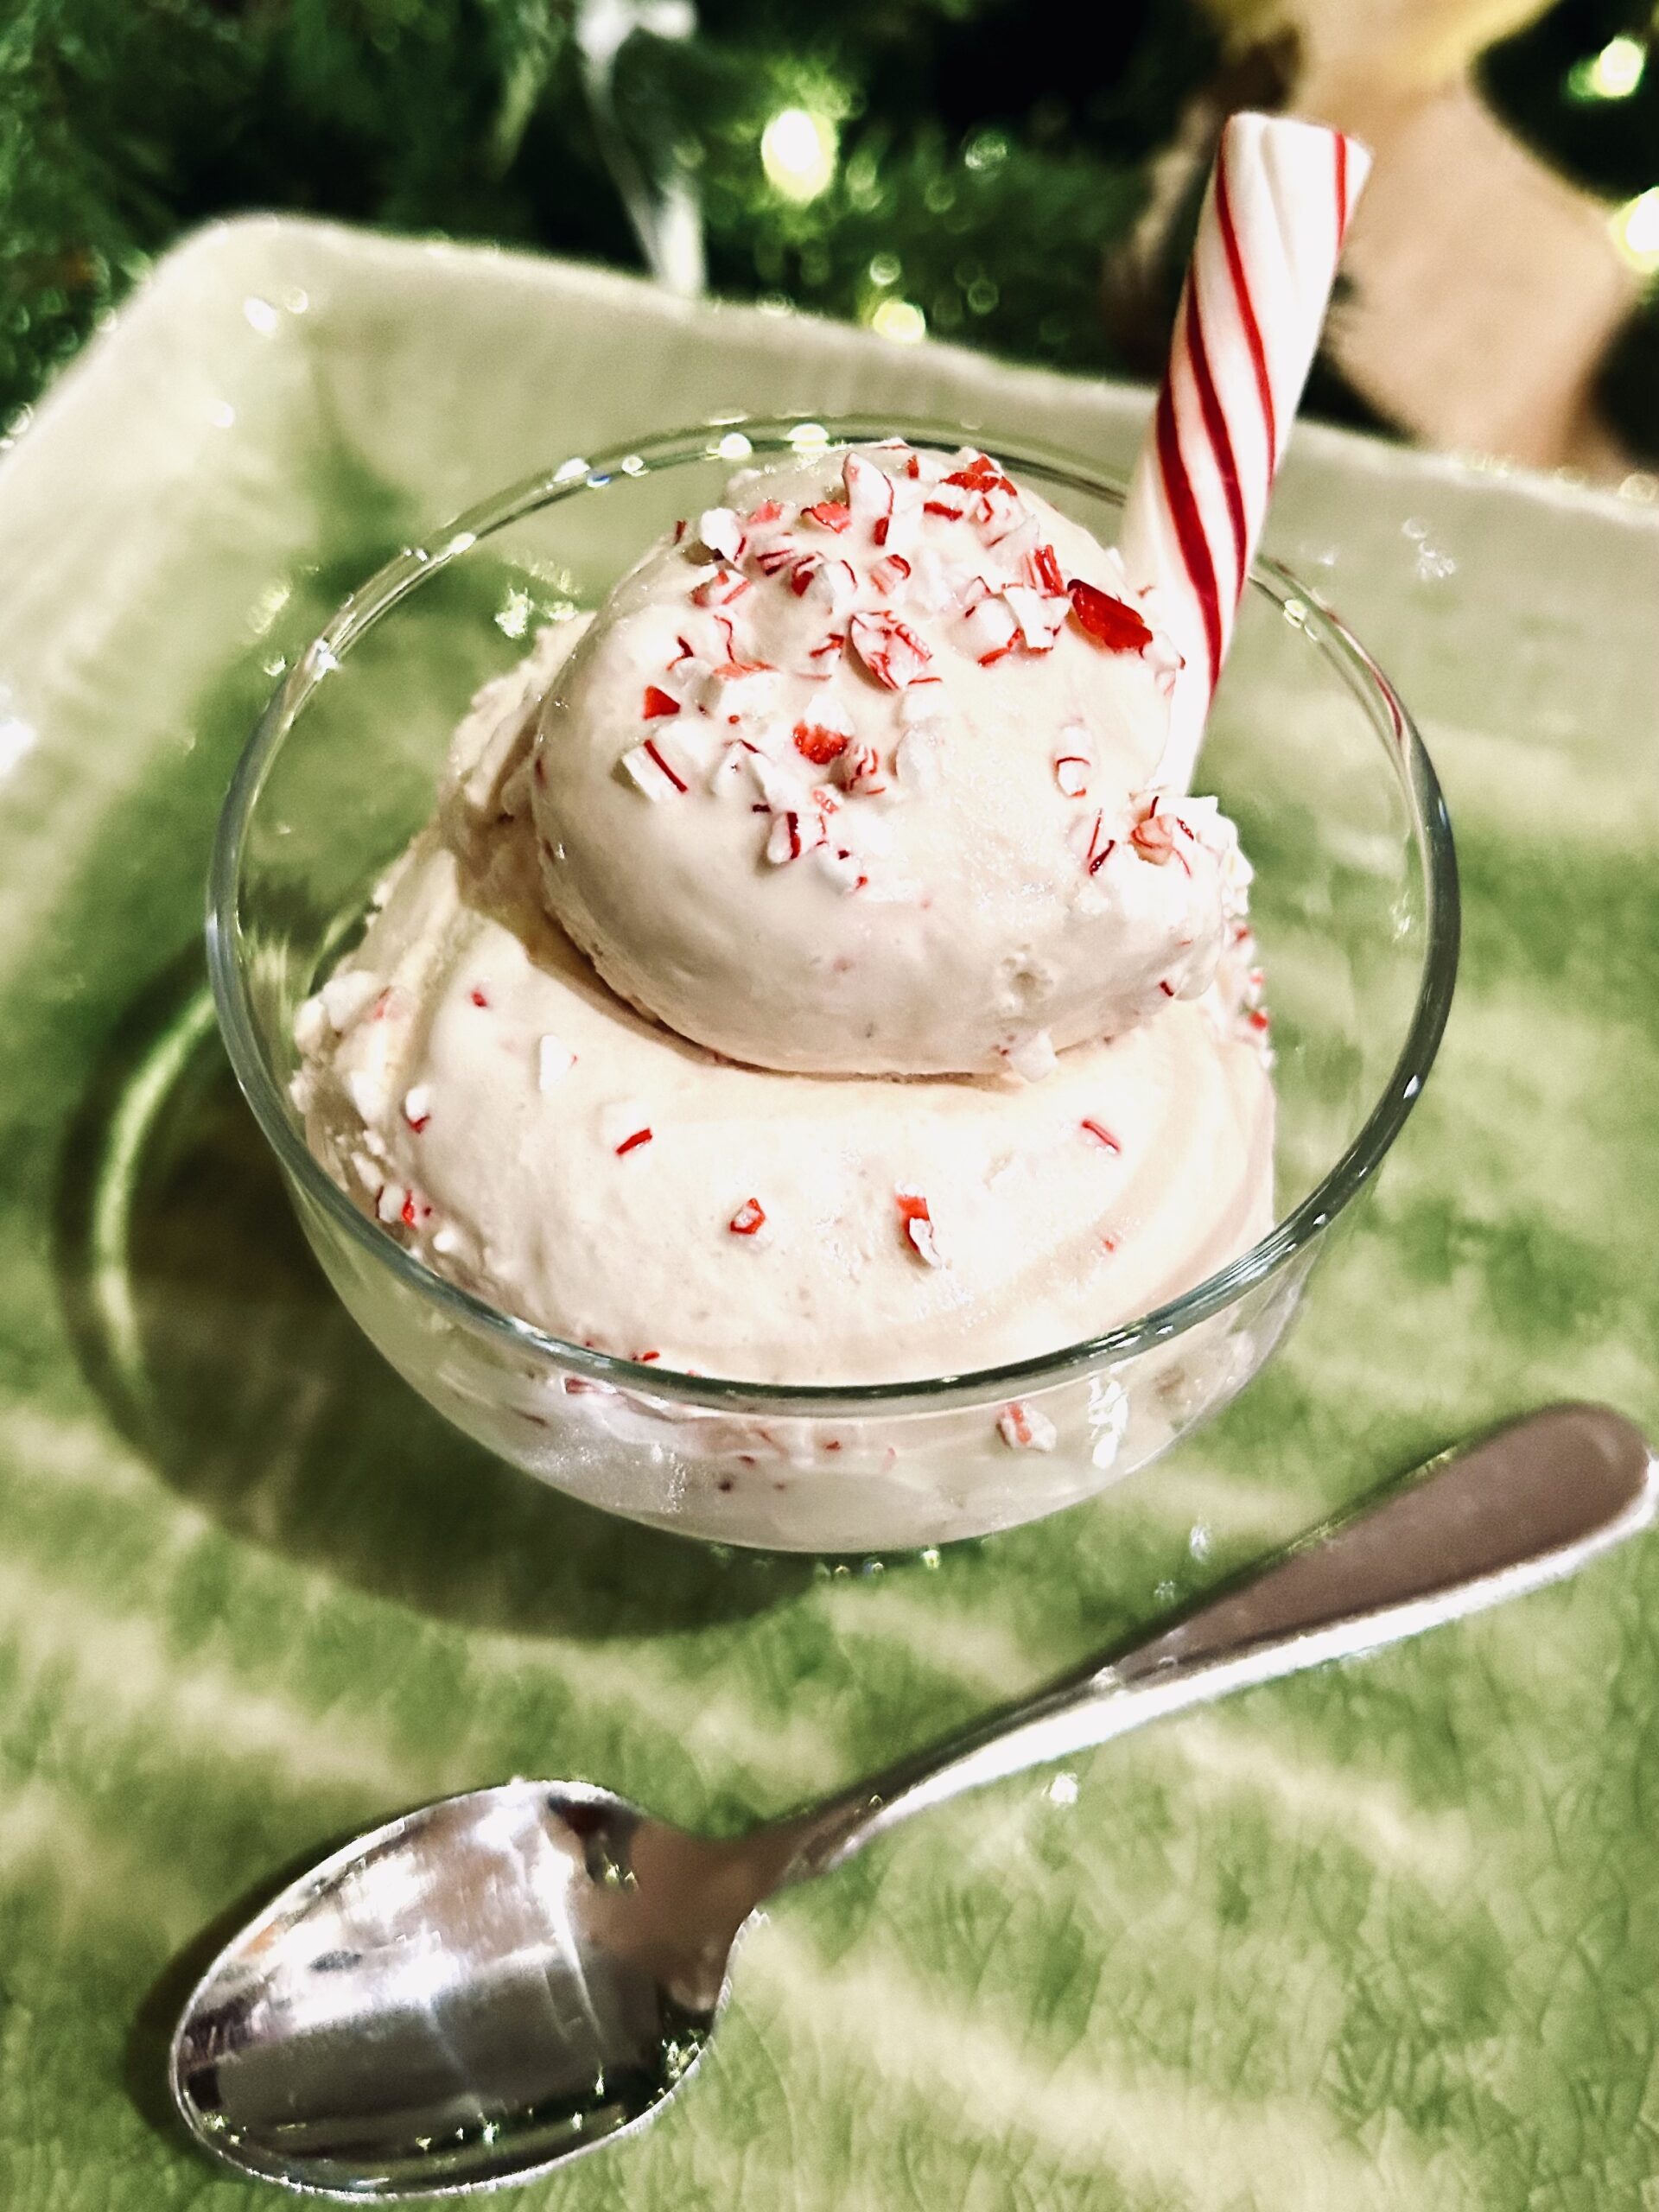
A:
3 0 1657 482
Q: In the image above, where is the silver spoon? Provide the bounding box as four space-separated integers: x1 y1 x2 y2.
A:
171 1402 1655 2199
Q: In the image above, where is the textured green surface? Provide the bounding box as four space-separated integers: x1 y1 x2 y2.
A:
3 227 1659 2209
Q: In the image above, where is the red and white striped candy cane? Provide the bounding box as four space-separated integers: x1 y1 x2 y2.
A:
1119 111 1370 791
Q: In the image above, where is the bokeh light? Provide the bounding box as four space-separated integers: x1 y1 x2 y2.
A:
760 108 838 204
868 297 926 344
1612 186 1659 272
1567 35 1647 103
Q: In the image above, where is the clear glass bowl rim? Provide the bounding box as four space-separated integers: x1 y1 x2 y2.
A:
207 412 1460 1419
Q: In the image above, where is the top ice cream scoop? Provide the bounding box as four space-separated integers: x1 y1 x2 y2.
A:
529 440 1249 1077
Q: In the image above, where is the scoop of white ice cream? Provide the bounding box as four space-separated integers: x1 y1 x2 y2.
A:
293 658 1274 1386
529 440 1244 1077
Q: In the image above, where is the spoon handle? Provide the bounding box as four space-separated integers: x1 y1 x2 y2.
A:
787 1403 1655 1880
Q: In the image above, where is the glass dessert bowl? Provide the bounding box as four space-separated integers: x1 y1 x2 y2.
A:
207 416 1458 1553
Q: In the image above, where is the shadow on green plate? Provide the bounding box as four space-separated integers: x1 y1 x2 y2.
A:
54 949 816 1643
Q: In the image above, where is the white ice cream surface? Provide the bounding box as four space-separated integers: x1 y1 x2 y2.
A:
530 441 1247 1077
294 602 1274 1389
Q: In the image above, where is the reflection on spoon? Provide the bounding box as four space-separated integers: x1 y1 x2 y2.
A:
172 1403 1654 2199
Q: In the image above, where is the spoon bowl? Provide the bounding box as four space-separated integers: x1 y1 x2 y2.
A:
170 1781 811 2196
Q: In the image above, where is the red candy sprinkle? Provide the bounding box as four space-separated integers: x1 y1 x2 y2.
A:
1129 804 1176 864
614 1126 653 1156
1080 1119 1122 1153
944 454 1014 494
802 500 852 532
1068 578 1154 652
469 986 489 1008
896 1187 942 1266
643 685 681 719
794 721 849 766
728 1198 767 1236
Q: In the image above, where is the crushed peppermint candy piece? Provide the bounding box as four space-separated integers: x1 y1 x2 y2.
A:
728 1198 767 1236
1069 577 1154 652
1029 541 1065 594
601 1099 654 1155
1053 729 1094 798
849 610 931 690
620 733 692 800
403 1084 433 1132
1129 798 1191 868
690 566 750 607
1002 583 1068 651
998 1402 1058 1451
979 481 1027 545
871 554 912 596
1074 810 1117 876
642 684 681 719
896 1186 944 1266
1080 1118 1122 1152
802 499 851 532
798 556 858 618
698 507 744 562
766 809 805 864
961 595 1018 665
537 1035 576 1090
702 660 782 720
944 452 1014 494
843 449 893 529
794 718 851 766
837 741 888 795
815 843 866 892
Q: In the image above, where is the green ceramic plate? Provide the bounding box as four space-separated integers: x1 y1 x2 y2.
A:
3 219 1659 2211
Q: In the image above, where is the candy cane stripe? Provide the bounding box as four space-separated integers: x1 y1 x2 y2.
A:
1119 112 1371 791
1215 144 1278 470
1154 378 1223 691
1185 286 1248 603
1335 132 1351 237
